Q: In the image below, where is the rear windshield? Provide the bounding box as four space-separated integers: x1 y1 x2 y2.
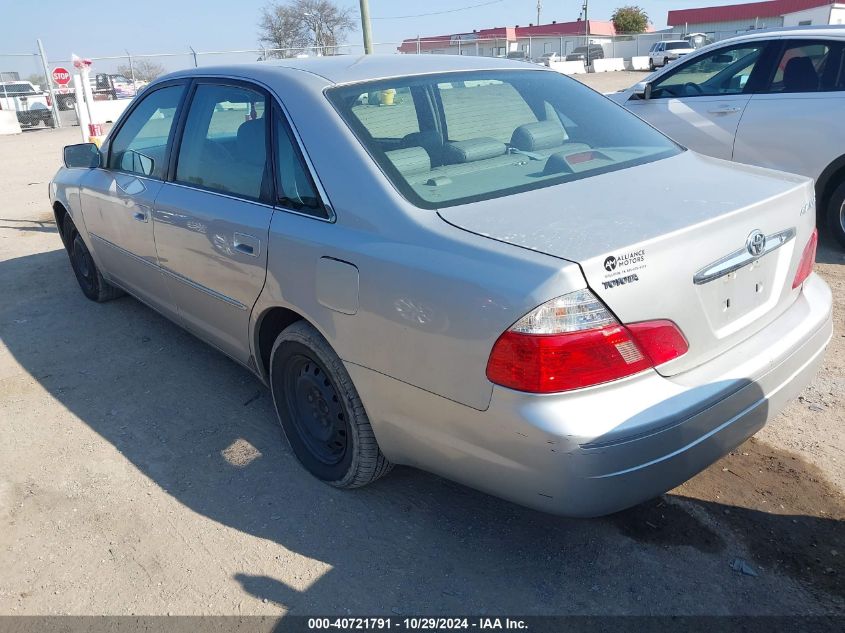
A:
326 70 680 209
666 42 691 50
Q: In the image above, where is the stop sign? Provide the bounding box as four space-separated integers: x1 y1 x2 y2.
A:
52 67 71 86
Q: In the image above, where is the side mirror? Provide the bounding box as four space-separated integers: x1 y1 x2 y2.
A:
63 143 101 169
633 81 652 100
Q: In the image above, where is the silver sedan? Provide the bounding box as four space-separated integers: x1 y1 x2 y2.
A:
50 55 832 516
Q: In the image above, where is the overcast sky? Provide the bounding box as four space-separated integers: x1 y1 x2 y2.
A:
2 0 736 75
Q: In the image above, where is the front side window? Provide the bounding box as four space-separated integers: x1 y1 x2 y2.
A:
764 41 842 93
649 43 767 99
327 70 680 209
175 83 269 200
108 84 184 178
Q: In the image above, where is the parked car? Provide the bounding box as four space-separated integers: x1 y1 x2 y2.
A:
56 73 146 111
536 52 561 66
565 45 605 63
614 26 845 247
51 55 832 517
505 50 531 62
648 40 696 69
0 81 53 127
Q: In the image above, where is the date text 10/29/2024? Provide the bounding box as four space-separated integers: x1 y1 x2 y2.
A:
307 618 528 630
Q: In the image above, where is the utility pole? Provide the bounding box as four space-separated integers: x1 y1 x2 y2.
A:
36 39 61 128
359 0 373 54
536 0 542 25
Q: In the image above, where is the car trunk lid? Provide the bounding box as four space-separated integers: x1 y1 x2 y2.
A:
438 151 816 376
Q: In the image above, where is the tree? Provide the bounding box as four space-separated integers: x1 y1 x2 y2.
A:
611 6 649 34
259 0 356 57
116 59 166 83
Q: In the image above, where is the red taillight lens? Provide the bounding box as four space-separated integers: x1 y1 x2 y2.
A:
487 325 655 393
626 320 689 366
792 228 818 289
46 94 52 107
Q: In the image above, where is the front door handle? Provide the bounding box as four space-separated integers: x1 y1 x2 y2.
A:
132 209 149 223
233 232 259 257
708 106 742 115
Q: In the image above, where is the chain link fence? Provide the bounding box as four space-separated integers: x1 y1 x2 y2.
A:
1 30 753 132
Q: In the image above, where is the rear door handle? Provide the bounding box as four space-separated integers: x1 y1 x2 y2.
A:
233 232 259 257
708 106 742 115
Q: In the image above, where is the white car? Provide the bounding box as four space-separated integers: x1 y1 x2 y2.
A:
614 26 845 248
648 40 696 69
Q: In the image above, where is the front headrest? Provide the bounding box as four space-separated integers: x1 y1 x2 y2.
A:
385 147 431 175
443 137 506 164
783 57 818 92
510 121 567 152
236 118 266 166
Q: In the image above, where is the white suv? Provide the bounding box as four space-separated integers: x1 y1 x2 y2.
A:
648 40 696 70
614 26 845 248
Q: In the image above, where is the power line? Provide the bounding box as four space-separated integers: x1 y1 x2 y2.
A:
371 0 505 21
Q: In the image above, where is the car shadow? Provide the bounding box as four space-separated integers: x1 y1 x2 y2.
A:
817 233 844 265
1 248 842 615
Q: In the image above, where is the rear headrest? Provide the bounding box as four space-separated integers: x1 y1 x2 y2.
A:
510 121 567 152
236 118 266 166
385 147 431 175
443 137 506 164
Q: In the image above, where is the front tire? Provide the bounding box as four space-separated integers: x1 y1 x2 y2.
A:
270 321 392 488
826 181 845 249
64 216 124 302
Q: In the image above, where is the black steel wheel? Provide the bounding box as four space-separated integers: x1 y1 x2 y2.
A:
64 218 124 302
270 321 392 488
826 180 845 249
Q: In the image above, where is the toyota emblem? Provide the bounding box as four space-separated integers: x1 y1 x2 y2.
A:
746 230 766 257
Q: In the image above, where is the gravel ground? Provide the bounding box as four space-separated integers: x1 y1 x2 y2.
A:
0 89 843 616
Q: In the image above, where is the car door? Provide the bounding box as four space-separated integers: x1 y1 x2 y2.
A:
80 82 186 316
626 40 774 159
152 79 274 364
734 39 845 181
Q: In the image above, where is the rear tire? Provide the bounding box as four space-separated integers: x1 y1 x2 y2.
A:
63 216 124 302
649 58 655 71
270 321 392 488
826 181 845 249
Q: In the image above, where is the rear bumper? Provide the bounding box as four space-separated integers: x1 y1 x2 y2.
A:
350 274 832 517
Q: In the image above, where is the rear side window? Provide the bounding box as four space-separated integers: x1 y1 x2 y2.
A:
764 41 844 93
275 114 326 217
108 84 184 179
175 84 269 201
327 70 680 209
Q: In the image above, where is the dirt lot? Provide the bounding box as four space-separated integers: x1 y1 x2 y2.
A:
0 77 843 616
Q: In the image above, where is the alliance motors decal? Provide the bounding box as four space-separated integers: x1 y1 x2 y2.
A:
601 248 647 289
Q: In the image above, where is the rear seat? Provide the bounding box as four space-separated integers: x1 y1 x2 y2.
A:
384 121 593 187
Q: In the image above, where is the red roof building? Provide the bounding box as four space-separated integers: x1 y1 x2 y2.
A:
397 20 619 54
668 0 835 27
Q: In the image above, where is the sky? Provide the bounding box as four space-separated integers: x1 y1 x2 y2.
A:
1 0 739 76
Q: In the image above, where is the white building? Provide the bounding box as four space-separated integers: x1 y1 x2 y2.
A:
667 0 845 38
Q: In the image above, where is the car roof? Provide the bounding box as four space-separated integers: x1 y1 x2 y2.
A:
167 54 543 87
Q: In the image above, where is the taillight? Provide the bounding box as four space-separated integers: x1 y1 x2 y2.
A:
792 228 818 289
486 290 687 394
46 94 52 107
